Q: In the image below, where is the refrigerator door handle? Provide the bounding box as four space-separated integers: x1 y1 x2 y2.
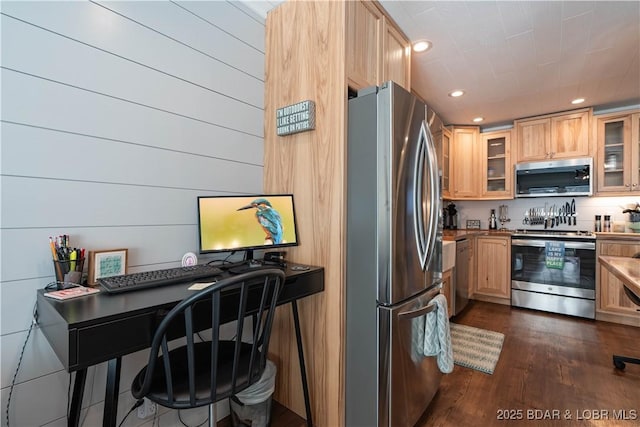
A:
414 121 440 271
398 301 437 319
413 123 429 269
423 120 441 269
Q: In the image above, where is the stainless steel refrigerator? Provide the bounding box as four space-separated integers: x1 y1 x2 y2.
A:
346 81 443 427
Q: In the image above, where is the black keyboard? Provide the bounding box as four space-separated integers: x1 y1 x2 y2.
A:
98 264 223 294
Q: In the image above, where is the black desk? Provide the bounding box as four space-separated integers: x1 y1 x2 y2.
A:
37 265 323 427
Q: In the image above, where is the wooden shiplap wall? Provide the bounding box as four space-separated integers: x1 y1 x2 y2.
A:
0 1 266 426
264 2 346 426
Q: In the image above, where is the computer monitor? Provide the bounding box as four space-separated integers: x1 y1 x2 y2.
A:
197 194 299 260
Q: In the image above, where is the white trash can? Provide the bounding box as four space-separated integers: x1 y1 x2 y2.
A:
230 359 277 427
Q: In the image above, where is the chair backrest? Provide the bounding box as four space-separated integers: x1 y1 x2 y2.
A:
132 268 285 408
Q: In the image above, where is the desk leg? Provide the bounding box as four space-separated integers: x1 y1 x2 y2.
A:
103 357 122 427
69 369 87 427
291 301 313 427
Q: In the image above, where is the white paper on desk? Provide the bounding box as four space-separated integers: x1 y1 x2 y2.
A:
188 281 217 291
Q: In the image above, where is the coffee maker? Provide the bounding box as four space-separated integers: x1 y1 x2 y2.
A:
443 202 457 229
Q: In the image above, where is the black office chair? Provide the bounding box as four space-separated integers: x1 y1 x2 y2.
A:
613 253 640 370
131 269 285 426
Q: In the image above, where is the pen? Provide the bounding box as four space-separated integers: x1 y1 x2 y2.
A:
49 237 58 261
50 237 64 282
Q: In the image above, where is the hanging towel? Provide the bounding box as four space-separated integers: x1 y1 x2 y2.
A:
423 294 454 373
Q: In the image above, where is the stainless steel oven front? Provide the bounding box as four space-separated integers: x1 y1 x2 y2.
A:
511 234 596 319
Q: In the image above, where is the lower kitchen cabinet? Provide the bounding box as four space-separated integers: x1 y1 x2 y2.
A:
473 235 511 305
597 237 640 326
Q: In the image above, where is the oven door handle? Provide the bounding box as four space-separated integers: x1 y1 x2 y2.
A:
511 239 595 250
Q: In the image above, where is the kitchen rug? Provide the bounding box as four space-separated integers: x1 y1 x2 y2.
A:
450 323 504 375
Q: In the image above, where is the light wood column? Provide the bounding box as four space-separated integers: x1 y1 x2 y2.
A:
264 2 346 426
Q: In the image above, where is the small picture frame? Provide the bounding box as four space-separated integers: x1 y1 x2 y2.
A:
88 249 128 285
466 219 481 229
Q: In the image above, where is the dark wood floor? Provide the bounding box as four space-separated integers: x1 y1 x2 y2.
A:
224 301 640 427
418 301 640 427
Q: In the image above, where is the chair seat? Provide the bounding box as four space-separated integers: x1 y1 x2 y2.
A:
132 341 264 409
130 269 285 424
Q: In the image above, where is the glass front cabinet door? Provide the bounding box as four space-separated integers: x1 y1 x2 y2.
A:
481 130 512 198
596 110 640 194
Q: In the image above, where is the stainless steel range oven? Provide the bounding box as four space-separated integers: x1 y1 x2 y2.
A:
511 230 596 319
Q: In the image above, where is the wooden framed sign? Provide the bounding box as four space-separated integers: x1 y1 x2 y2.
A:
276 100 315 136
88 248 128 285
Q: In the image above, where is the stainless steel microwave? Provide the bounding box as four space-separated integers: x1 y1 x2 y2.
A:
515 157 593 198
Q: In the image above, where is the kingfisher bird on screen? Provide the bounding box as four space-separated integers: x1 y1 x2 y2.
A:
237 198 284 244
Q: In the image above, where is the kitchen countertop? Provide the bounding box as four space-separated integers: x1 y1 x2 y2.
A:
598 255 640 298
595 232 640 240
443 229 513 241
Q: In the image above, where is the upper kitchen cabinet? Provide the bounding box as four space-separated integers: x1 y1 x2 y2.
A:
551 110 591 158
346 0 410 91
595 110 640 195
515 108 591 163
515 117 550 161
424 106 450 198
481 130 513 199
447 127 513 200
346 0 382 90
383 20 410 90
450 126 480 198
441 127 452 199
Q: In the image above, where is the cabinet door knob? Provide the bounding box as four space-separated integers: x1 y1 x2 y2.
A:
625 183 631 187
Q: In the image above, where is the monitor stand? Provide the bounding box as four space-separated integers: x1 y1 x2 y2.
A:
225 250 264 274
224 249 286 274
245 249 255 262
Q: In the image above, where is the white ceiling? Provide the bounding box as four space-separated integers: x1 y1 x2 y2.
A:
245 1 640 128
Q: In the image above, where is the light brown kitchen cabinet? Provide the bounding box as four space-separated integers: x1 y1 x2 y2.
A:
450 126 480 198
515 117 550 161
474 235 511 304
441 268 454 317
346 0 410 91
441 127 452 199
383 20 410 90
595 110 640 195
346 0 382 90
596 237 640 326
481 130 513 198
515 108 591 162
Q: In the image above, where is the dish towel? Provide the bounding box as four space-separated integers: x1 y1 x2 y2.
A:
423 294 454 373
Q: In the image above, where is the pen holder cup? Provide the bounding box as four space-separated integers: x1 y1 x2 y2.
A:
53 258 85 287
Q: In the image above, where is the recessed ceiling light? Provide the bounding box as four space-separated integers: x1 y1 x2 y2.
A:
472 117 484 123
449 90 464 97
571 98 585 105
412 40 432 53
